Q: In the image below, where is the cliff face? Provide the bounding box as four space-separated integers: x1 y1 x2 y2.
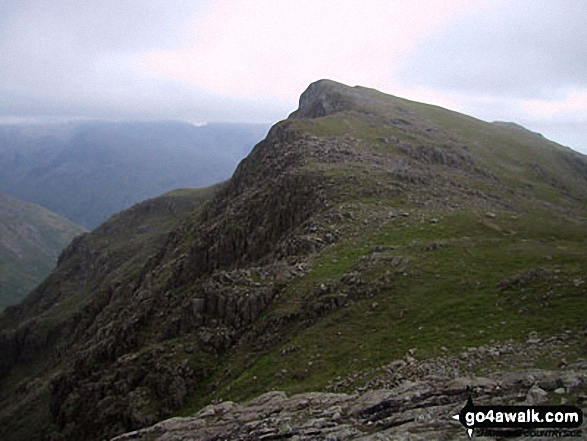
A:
1 80 586 441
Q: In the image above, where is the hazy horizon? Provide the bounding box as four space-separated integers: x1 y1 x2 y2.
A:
1 1 586 153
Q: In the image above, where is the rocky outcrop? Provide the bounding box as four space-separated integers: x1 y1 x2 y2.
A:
114 330 587 441
34 257 311 441
288 79 360 119
113 359 587 440
49 344 209 440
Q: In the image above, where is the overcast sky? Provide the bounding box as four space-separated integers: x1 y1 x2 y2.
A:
1 0 586 153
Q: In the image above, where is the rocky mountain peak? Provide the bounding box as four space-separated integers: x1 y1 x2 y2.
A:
288 79 361 119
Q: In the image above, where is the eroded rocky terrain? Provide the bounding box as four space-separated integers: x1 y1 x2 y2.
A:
114 332 587 440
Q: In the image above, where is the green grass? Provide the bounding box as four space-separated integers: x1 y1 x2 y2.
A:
0 194 86 311
290 84 587 211
183 207 586 407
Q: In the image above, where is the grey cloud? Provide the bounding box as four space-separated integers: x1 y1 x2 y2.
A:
0 76 291 123
397 0 587 99
531 121 587 154
0 1 291 123
0 0 206 53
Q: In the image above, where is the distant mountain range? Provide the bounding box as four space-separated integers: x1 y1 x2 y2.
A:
0 192 85 311
0 121 269 228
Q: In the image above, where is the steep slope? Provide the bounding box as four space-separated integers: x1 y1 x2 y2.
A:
0 185 221 440
0 192 85 311
1 80 586 440
0 121 269 228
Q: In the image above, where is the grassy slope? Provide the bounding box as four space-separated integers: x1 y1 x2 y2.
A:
181 82 587 411
208 210 585 404
0 192 86 311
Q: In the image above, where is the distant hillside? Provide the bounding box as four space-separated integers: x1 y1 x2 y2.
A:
0 192 85 311
0 121 269 228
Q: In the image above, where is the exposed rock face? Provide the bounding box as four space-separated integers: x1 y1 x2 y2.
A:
289 79 360 119
0 121 350 440
113 358 587 441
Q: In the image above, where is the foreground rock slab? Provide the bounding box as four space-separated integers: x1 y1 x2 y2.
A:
113 364 587 441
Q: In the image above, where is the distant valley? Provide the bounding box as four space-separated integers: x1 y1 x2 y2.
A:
0 121 270 228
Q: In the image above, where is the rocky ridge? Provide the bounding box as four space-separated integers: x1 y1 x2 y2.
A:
0 80 586 441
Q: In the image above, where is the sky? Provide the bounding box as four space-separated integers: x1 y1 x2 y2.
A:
1 0 586 154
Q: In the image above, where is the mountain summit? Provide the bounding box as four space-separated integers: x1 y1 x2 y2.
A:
1 81 586 440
